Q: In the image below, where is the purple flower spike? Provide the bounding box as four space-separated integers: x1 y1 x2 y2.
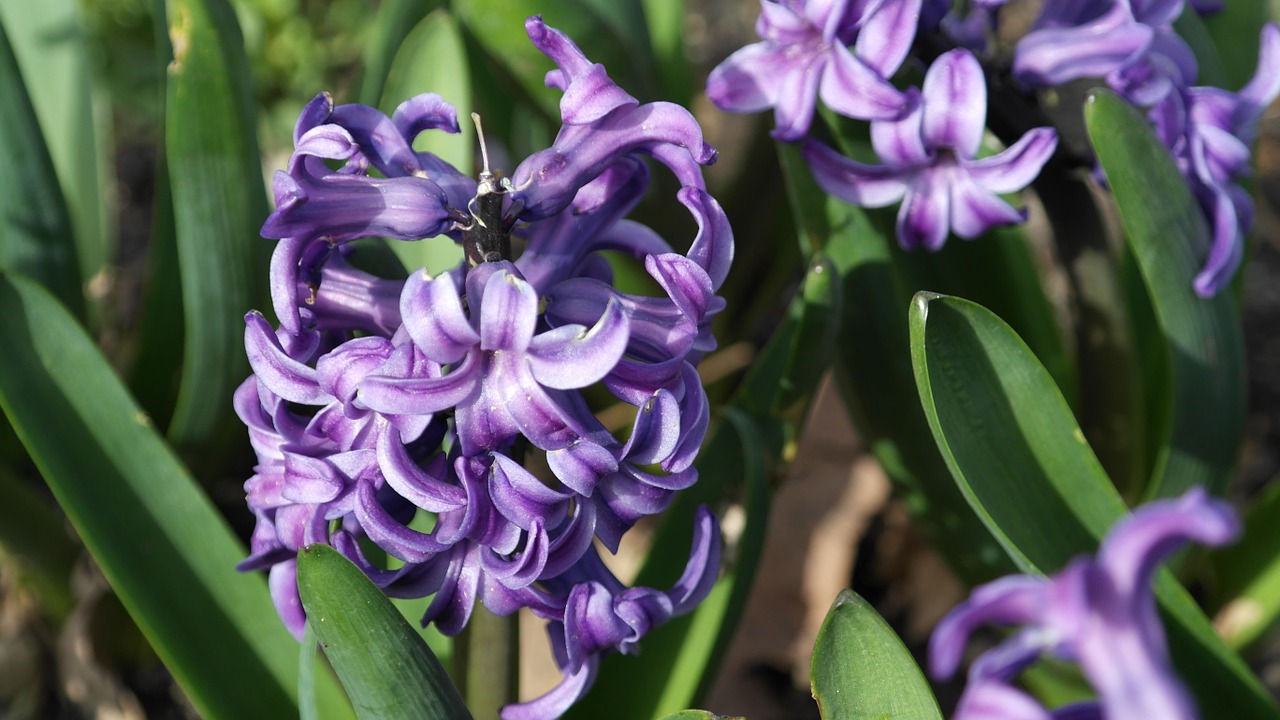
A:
705 0 915 141
930 488 1240 720
804 50 1058 249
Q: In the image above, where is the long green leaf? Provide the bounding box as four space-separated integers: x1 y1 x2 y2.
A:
163 0 269 455
358 0 444 107
296 544 472 720
0 13 82 317
0 0 106 296
909 291 1278 720
810 590 943 720
0 271 330 719
1212 481 1280 649
1084 91 1245 501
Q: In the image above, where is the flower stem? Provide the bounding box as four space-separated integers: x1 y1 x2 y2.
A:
452 604 519 720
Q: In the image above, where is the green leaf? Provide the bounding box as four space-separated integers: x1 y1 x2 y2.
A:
0 0 107 295
358 0 445 107
0 271 346 719
1212 480 1280 650
640 0 688 100
773 253 841 413
810 590 943 720
163 0 270 456
909 291 1278 720
296 544 472 720
568 408 769 720
1201 1 1267 90
0 13 82 317
1084 91 1245 501
378 8 467 275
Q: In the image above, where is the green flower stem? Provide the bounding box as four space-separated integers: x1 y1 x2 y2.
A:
453 605 519 720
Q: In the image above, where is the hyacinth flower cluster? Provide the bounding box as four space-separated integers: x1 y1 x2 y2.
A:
707 0 1059 252
234 16 732 719
930 488 1239 719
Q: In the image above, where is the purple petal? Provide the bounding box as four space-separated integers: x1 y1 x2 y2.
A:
528 298 629 390
928 575 1049 679
546 441 618 496
949 174 1027 238
329 103 421 177
1014 6 1152 88
558 63 640 125
295 93 334 145
269 559 306 641
922 50 987 157
1097 487 1239 598
1193 183 1248 297
680 187 734 291
376 426 466 512
354 480 447 563
315 336 395 407
870 95 929 166
423 544 482 636
954 678 1055 720
897 173 951 250
357 352 480 416
966 127 1058 194
821 43 910 123
1242 24 1280 113
400 269 480 364
803 139 910 207
479 269 538 353
244 312 327 405
489 453 571 531
706 42 787 114
854 0 921 78
390 93 460 141
619 390 682 465
770 54 825 142
666 506 722 614
483 521 550 589
498 655 598 720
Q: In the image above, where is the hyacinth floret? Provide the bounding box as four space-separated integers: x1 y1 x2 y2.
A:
237 15 732 719
705 0 920 141
929 488 1239 720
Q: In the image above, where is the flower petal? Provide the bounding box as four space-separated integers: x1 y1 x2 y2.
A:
803 139 910 207
357 352 481 416
706 42 787 114
528 298 629 390
400 269 480 364
966 127 1058 194
820 43 910 123
922 49 987 157
244 312 327 405
376 426 466 512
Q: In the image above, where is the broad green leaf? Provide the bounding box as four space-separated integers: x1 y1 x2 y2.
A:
776 141 1011 584
0 13 82 317
1085 91 1245 501
0 1 107 295
1174 9 1228 88
163 0 270 456
1212 480 1280 649
909 291 1278 720
641 0 688 100
296 544 472 720
379 8 467 275
569 407 769 720
810 590 943 720
0 271 350 719
358 0 444 107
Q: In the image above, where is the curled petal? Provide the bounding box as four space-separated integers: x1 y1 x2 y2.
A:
484 521 551 589
544 501 599 578
269 560 306 641
546 441 618 496
922 50 987 157
954 677 1056 720
871 95 929 166
771 54 824 142
949 175 1027 239
966 127 1058 194
423 544 482 636
282 454 346 504
820 43 910 123
391 93 460 142
489 453 572 531
329 103 421 177
244 312 327 405
619 390 682 465
928 574 1049 679
528 298 630 390
666 506 722 614
295 93 334 145
376 426 466 512
358 352 480 416
1241 24 1280 114
855 0 922 78
706 42 787 114
480 269 539 353
803 139 910 207
401 269 480 364
315 336 395 407
499 653 598 720
680 187 734 291
558 63 639 125
354 480 447 563
1192 183 1248 297
1014 5 1152 88
1097 486 1239 597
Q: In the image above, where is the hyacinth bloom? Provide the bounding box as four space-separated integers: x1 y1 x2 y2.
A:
705 0 918 141
1013 0 1196 107
930 488 1240 719
238 15 733 719
803 49 1057 249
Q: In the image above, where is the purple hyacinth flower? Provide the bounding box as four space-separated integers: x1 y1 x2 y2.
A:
705 0 916 141
803 49 1058 249
930 488 1239 720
